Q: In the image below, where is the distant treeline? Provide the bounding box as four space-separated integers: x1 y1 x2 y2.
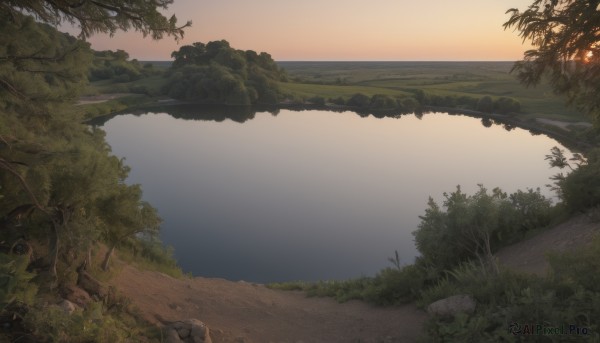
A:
301 92 520 115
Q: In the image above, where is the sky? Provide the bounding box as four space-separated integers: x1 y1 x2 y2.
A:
76 0 535 61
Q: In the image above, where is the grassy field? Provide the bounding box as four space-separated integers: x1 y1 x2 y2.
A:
277 61 587 121
84 61 590 124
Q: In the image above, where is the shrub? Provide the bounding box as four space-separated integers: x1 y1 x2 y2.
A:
413 185 553 271
400 97 419 113
0 254 37 311
114 74 130 83
368 94 397 110
308 96 325 106
494 96 521 113
476 95 493 112
346 93 370 108
364 265 427 305
329 96 346 106
560 158 600 212
423 245 600 342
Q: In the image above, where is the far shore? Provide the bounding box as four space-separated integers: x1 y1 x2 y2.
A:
82 94 594 152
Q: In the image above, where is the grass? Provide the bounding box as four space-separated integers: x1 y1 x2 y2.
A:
279 82 411 100
76 95 156 120
278 61 589 122
84 75 167 95
83 61 591 125
115 243 185 279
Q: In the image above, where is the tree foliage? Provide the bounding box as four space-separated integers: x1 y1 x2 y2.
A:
88 49 156 83
0 0 182 317
165 40 287 105
546 146 600 212
413 185 553 271
0 1 186 340
504 0 600 122
1 0 190 40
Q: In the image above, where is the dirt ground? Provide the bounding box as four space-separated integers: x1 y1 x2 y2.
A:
535 118 592 131
76 93 134 105
110 214 600 342
496 213 600 275
112 265 426 343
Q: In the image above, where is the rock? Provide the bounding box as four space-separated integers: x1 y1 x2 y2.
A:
188 318 212 343
60 284 92 307
427 294 476 318
164 328 182 343
176 326 190 338
166 319 212 343
58 299 77 314
77 270 108 299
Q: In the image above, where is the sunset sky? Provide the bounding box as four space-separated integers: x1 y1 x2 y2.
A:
78 0 535 61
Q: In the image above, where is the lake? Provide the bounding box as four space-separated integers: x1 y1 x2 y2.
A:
101 107 569 283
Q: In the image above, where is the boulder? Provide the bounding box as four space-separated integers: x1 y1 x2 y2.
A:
188 318 211 343
164 328 182 343
427 294 476 318
166 319 212 343
57 299 78 314
60 284 92 307
77 270 108 299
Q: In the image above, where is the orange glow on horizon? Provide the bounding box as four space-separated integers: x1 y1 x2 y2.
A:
80 0 536 61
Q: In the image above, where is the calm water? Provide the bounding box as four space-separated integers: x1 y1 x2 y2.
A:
101 107 568 283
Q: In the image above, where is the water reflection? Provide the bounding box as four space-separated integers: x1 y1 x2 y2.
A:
100 107 571 283
92 103 567 145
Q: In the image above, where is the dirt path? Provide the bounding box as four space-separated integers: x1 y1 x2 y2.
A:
535 118 592 131
110 214 599 342
496 213 600 275
76 93 134 105
112 265 426 342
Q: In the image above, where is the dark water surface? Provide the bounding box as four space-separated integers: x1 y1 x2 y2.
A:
101 108 568 283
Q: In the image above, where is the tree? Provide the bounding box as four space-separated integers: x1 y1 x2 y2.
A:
504 1 600 122
2 0 190 40
166 40 286 105
0 0 188 285
97 184 161 270
347 93 370 108
476 95 493 112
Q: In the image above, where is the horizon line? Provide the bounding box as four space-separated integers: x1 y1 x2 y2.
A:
141 59 519 63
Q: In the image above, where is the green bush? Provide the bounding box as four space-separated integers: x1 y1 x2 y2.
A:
413 185 553 271
363 265 427 305
548 236 600 293
23 299 156 343
494 96 521 113
477 95 493 112
329 96 346 106
559 150 600 212
346 93 370 108
423 249 600 342
269 263 428 305
0 254 37 311
368 94 397 110
307 96 325 106
399 97 419 113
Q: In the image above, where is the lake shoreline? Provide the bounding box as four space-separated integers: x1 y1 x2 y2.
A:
87 96 594 152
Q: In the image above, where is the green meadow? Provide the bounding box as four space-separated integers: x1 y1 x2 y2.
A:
278 61 587 122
